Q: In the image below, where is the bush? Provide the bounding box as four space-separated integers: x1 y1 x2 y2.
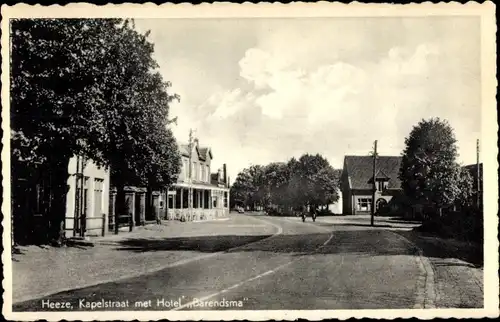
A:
418 206 483 242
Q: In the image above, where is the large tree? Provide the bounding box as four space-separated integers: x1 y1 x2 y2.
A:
399 118 461 218
291 154 334 209
231 154 340 213
11 19 180 243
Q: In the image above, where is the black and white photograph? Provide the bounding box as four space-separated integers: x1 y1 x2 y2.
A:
2 2 498 320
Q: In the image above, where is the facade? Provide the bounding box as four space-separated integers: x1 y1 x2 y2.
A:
65 157 111 237
11 156 111 243
165 142 230 221
341 155 402 215
107 140 231 225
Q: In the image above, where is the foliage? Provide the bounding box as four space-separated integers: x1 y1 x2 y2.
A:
456 167 474 208
11 18 180 242
230 153 340 211
399 117 462 217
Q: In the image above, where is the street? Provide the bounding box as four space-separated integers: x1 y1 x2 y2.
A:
12 213 482 311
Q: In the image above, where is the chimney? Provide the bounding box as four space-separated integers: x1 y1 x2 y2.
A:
223 164 227 185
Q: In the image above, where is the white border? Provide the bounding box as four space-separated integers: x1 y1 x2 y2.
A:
1 2 498 321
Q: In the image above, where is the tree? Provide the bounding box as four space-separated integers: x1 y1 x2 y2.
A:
399 118 461 218
314 167 341 208
456 167 474 209
11 19 180 243
231 154 340 214
263 162 291 207
292 154 332 209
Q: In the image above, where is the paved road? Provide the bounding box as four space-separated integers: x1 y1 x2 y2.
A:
13 214 438 311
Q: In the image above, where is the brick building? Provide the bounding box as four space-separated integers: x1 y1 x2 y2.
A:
341 155 402 215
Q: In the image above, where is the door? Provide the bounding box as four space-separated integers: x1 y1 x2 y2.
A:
376 198 387 212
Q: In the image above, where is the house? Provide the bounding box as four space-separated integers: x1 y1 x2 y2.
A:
165 141 230 221
65 156 111 237
11 155 111 243
341 155 402 215
108 139 231 226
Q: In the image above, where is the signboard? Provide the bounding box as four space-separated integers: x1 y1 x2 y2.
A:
167 190 177 196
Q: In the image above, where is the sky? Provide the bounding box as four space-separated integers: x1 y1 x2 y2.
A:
134 17 481 182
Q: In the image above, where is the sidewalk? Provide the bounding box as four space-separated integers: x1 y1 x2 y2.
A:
394 230 483 308
11 214 277 304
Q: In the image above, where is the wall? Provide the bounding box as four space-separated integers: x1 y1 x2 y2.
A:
341 167 352 215
351 190 395 214
65 157 110 237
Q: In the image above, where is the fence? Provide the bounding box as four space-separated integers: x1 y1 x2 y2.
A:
65 213 106 237
108 213 134 234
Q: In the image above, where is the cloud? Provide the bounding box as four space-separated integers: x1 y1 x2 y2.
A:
199 38 479 179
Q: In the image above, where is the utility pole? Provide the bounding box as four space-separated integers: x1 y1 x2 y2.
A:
476 139 481 209
188 129 196 218
371 140 378 227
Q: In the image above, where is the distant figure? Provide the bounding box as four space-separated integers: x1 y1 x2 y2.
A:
301 205 307 222
310 205 317 222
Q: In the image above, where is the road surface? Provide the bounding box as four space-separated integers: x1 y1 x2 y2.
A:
13 213 438 311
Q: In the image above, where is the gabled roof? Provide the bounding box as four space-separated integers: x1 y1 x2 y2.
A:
198 147 212 160
374 169 390 180
179 144 190 157
179 144 212 160
344 155 402 190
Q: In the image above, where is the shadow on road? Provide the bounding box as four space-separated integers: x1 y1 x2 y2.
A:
115 235 273 253
113 229 482 267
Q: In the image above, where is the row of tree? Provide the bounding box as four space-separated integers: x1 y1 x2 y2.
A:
399 117 478 221
230 154 341 213
11 19 181 244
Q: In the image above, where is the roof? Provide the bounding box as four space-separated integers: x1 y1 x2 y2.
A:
344 155 402 190
179 144 212 160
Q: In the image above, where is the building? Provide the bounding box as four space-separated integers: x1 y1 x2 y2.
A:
11 155 111 243
165 141 230 221
65 156 111 237
341 155 402 215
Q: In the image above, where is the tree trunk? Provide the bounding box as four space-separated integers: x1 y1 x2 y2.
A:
115 181 126 235
47 154 71 245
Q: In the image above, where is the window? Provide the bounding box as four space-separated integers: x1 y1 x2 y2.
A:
206 165 210 182
175 188 182 209
223 192 228 208
199 164 203 181
193 162 198 180
93 178 104 218
183 159 189 180
377 181 385 191
357 198 372 211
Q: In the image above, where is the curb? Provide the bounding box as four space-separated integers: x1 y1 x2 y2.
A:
388 231 437 309
192 217 230 223
13 214 283 304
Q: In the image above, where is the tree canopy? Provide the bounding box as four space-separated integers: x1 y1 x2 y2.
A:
230 154 340 211
399 117 470 215
11 18 181 242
